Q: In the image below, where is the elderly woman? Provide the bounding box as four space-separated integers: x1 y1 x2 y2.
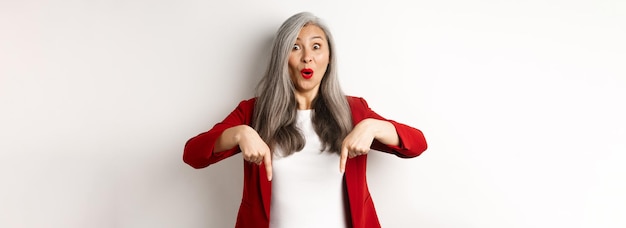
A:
184 12 428 228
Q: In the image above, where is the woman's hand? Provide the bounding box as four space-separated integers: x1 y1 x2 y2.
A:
339 118 399 173
217 125 273 181
237 126 273 181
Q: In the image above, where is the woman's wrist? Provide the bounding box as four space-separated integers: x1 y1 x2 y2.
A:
366 118 399 146
233 125 253 144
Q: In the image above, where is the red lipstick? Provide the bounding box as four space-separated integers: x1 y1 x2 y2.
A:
301 68 314 79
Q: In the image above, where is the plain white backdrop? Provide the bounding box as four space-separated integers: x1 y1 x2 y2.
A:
1 0 625 227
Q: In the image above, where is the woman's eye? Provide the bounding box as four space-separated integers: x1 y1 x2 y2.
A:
313 44 321 49
293 44 301 50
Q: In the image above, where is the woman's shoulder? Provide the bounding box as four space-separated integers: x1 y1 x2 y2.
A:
232 97 257 111
345 95 369 108
346 95 364 101
242 97 257 104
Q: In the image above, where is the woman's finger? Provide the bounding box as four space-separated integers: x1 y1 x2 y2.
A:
264 151 272 181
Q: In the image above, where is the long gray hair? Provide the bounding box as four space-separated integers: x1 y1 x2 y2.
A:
252 12 352 155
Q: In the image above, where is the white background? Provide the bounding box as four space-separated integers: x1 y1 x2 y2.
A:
1 0 625 227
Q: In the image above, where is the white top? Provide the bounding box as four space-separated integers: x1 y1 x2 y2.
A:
269 110 348 228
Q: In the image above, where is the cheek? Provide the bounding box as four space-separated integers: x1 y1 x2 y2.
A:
287 58 298 74
317 51 330 64
318 55 330 70
287 57 295 68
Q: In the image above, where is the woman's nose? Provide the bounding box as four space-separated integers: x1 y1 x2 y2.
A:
301 50 313 63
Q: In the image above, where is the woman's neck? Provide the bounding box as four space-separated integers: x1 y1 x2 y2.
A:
294 90 318 110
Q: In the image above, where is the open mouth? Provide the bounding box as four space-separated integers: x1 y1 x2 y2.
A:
300 68 314 79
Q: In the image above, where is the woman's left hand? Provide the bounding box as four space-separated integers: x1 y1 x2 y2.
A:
339 119 377 173
339 118 400 173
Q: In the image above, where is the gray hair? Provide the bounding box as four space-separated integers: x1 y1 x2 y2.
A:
253 12 352 155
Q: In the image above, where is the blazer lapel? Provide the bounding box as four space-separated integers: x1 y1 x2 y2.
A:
259 163 272 220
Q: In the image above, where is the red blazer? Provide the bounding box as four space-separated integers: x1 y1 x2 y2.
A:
184 96 427 228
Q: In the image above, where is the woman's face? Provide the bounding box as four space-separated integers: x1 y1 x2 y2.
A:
288 24 330 98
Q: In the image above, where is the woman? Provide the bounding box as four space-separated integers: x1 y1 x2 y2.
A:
184 12 428 228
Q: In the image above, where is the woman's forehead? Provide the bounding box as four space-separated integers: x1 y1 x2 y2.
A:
297 25 327 40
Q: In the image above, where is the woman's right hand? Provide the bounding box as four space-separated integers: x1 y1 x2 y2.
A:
215 125 273 181
233 126 273 181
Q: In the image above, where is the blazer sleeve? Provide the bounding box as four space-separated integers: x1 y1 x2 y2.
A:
350 97 428 158
183 99 255 169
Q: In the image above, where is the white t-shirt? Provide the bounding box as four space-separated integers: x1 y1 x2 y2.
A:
269 110 348 228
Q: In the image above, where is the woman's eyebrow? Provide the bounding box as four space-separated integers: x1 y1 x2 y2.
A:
296 36 325 41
